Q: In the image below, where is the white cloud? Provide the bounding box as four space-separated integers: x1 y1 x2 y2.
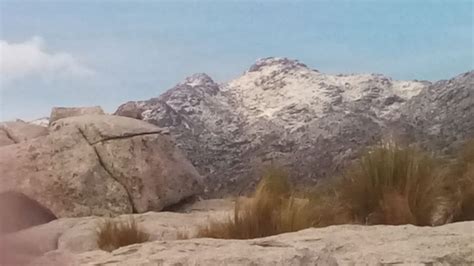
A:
0 36 94 84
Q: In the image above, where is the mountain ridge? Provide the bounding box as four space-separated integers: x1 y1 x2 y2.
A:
115 57 473 196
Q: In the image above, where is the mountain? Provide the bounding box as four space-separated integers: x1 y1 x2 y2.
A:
401 71 474 152
115 57 473 196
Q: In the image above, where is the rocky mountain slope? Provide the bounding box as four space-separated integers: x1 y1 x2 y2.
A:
115 57 473 196
401 71 474 152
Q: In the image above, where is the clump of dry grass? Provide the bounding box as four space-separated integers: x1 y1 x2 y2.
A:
197 167 319 239
196 140 474 240
337 141 459 226
96 217 149 252
452 140 474 221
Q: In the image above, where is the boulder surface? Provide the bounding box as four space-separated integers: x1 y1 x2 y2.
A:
0 114 203 218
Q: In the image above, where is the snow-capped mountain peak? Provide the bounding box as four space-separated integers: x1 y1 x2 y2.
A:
182 73 216 88
248 57 310 73
115 58 473 196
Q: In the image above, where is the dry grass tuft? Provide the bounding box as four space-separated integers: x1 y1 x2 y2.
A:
197 167 318 239
453 140 474 221
96 217 149 252
196 140 474 240
337 141 459 226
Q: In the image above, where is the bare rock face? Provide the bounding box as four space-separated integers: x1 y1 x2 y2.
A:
0 114 203 217
115 57 473 196
0 120 48 146
49 106 105 124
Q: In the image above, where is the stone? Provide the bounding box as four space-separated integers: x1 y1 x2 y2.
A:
0 124 132 217
0 115 203 217
0 120 48 145
49 106 105 124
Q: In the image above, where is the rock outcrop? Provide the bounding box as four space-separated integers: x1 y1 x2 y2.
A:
0 120 48 146
115 57 473 196
49 106 105 124
0 114 203 217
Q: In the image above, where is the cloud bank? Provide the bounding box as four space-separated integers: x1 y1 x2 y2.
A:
0 37 94 84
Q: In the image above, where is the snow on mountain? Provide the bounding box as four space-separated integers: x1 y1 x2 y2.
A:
115 57 473 196
28 117 50 127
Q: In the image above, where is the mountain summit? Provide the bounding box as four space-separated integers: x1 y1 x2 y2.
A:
116 58 473 196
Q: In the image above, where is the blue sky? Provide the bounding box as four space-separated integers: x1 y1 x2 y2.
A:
0 0 472 120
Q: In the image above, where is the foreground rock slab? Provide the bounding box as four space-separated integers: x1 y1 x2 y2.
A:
1 200 232 265
31 221 474 266
2 199 472 266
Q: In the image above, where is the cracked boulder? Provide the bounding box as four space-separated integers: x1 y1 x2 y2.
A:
0 115 203 217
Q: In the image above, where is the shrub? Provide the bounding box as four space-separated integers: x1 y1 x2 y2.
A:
96 217 149 252
337 141 458 226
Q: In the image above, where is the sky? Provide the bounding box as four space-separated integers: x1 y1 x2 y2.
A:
0 0 473 121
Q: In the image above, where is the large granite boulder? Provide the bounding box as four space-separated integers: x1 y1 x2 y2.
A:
49 106 105 124
0 115 203 217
